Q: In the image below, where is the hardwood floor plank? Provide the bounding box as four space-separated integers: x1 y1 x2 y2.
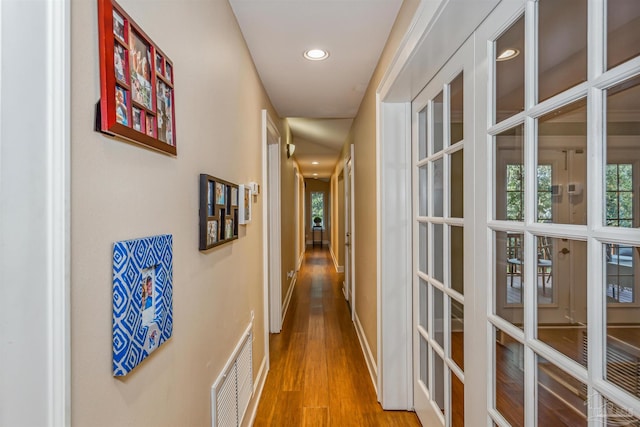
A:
267 391 303 427
254 248 421 426
281 332 307 391
302 407 329 427
303 336 329 407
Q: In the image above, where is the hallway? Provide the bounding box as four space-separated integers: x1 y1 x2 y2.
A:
254 248 421 426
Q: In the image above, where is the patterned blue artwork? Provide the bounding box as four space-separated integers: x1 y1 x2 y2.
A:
112 234 173 376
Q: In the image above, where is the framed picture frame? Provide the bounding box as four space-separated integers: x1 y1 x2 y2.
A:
238 184 252 225
97 0 177 156
112 234 173 376
199 174 239 250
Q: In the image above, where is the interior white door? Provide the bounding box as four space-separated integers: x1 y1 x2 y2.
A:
344 147 354 314
411 37 474 427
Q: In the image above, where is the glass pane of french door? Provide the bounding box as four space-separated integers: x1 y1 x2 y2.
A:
488 1 640 425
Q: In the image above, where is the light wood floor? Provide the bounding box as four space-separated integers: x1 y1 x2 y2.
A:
254 247 421 427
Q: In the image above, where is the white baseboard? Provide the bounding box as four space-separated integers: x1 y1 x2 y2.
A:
354 312 378 394
329 245 345 273
297 252 304 270
243 355 268 427
281 273 296 324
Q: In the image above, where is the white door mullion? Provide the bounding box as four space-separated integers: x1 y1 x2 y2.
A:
523 2 537 426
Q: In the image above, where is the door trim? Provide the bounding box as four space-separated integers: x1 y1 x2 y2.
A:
262 110 282 338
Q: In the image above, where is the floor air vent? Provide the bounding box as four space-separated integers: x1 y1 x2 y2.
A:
212 326 253 427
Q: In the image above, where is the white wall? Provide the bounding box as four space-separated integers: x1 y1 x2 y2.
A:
0 0 70 426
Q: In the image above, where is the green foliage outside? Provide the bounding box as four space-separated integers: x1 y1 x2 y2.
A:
506 164 552 221
311 192 324 226
606 164 633 227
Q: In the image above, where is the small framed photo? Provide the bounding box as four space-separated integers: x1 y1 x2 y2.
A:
115 86 129 126
231 187 239 207
132 107 143 132
215 182 225 205
130 31 153 110
112 234 173 376
207 220 218 245
113 10 126 43
165 62 173 82
225 218 233 240
98 0 176 155
156 80 174 145
238 184 252 225
145 114 155 137
114 43 128 84
155 52 164 75
207 181 215 216
200 174 239 250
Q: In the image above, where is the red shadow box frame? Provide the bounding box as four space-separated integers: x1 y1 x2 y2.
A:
97 0 177 156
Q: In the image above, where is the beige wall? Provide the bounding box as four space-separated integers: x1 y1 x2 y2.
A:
304 179 331 244
70 0 279 425
334 0 420 364
330 169 345 267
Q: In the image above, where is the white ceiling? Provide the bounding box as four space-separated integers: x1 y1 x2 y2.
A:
229 0 403 177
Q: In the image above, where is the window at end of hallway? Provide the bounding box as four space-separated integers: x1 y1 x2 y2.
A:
311 192 324 227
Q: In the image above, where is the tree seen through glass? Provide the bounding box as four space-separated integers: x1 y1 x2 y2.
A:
505 164 552 222
311 192 324 227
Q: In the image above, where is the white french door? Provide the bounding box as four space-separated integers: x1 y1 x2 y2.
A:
411 37 474 427
485 1 640 426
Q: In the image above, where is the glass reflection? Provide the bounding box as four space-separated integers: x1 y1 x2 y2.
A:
538 98 587 225
495 231 524 329
419 222 428 274
538 0 587 102
537 355 587 425
451 226 464 295
602 398 640 425
419 278 428 329
495 329 524 427
434 352 445 413
451 149 463 218
607 0 640 70
451 372 464 427
419 165 428 217
495 125 524 221
606 75 640 229
451 299 464 370
419 106 428 160
434 286 444 349
536 238 588 367
420 334 429 388
496 16 524 123
450 72 464 145
433 224 444 282
434 92 444 154
433 158 444 218
605 244 640 397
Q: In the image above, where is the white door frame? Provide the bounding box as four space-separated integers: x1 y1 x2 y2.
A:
294 166 300 269
344 146 356 319
0 0 71 425
376 0 499 413
261 109 282 335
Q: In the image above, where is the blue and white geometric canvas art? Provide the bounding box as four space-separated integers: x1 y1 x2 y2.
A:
112 234 173 376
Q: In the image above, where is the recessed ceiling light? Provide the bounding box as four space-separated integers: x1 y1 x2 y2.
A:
304 49 329 61
313 173 318 176
311 161 319 165
496 48 519 61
